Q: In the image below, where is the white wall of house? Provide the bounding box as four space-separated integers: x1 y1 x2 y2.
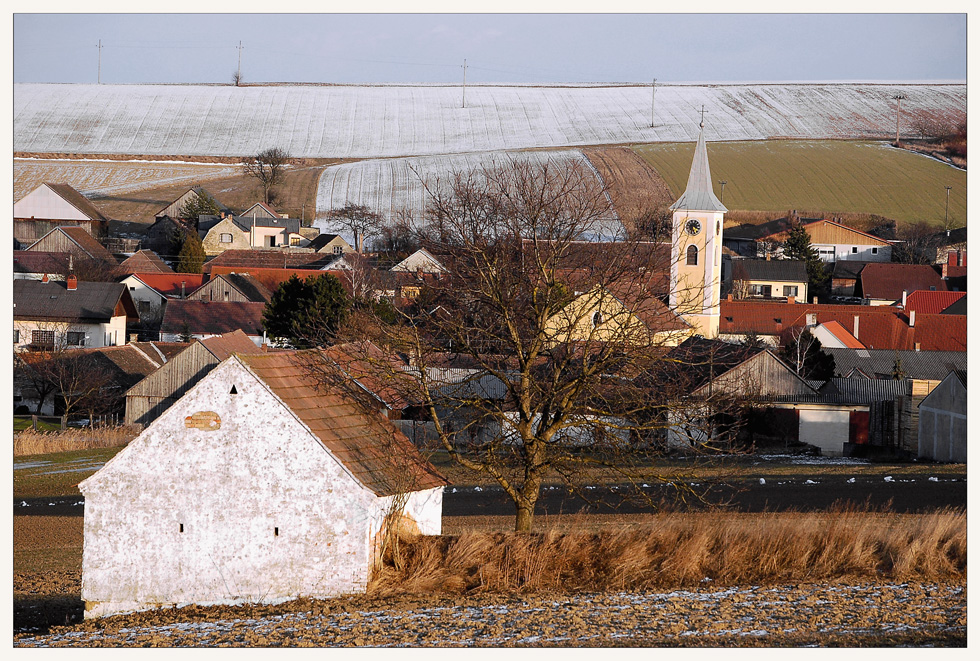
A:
120 276 168 314
14 318 127 350
251 226 286 248
13 184 89 221
79 358 441 618
810 324 849 349
797 406 861 456
813 243 891 263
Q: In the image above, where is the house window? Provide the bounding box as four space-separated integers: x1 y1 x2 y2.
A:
333 245 343 254
784 286 799 297
686 245 698 266
219 233 233 243
872 247 878 255
290 236 300 246
592 311 603 328
851 246 858 253
66 331 85 347
748 284 772 298
31 330 55 351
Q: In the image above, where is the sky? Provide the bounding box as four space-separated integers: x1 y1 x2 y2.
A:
10 10 968 86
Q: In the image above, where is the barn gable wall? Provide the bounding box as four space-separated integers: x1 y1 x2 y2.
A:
81 358 384 618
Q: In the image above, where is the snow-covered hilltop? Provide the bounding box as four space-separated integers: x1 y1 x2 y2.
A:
13 83 965 159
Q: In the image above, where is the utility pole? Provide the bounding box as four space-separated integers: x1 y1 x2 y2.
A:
97 39 102 84
944 185 952 235
892 94 908 144
719 180 727 204
237 41 244 86
650 78 657 128
461 59 467 109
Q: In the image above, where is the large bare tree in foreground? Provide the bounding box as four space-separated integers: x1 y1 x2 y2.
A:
342 159 744 532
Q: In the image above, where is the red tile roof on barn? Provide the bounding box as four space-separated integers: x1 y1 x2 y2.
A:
860 263 946 301
26 226 116 263
13 250 71 275
206 266 354 296
117 250 174 275
904 290 966 316
199 329 264 360
203 249 341 272
239 351 447 497
129 272 206 297
160 300 266 337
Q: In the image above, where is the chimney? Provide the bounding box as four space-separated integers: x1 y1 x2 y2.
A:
727 294 733 302
853 315 859 339
909 310 916 327
812 296 818 304
181 281 187 299
66 274 77 291
41 273 49 283
901 290 907 307
766 252 771 261
787 295 795 305
129 333 139 343
775 321 783 333
806 313 816 327
915 342 921 352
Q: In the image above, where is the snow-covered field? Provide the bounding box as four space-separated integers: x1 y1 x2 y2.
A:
13 583 966 646
13 158 240 202
312 149 619 236
13 83 966 159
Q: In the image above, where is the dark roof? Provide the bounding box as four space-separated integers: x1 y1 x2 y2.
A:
732 259 808 282
13 279 134 323
825 348 966 381
860 263 946 301
832 260 871 280
662 336 767 392
725 216 800 241
239 351 448 497
941 296 967 315
816 378 912 404
203 250 342 272
131 341 190 363
232 215 302 235
307 234 344 251
160 300 266 336
930 226 967 246
13 251 71 275
43 183 109 221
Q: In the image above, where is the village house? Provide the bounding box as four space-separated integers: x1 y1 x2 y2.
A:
858 263 947 306
159 300 267 345
200 203 319 255
79 350 447 618
307 233 354 255
724 217 892 263
124 330 260 427
729 258 808 302
186 272 274 303
14 183 110 245
118 272 206 318
14 277 139 351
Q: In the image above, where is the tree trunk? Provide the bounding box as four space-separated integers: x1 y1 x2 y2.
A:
515 501 535 533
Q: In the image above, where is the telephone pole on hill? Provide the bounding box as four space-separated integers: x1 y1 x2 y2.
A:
892 94 908 144
237 41 244 86
461 59 468 108
651 78 657 128
97 39 102 84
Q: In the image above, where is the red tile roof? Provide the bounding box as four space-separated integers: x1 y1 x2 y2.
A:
904 290 966 316
203 250 339 272
321 341 418 412
26 226 116 263
860 263 946 301
128 272 206 297
239 351 447 496
160 300 266 337
817 320 865 349
207 266 354 296
199 329 264 360
117 250 174 275
912 314 967 352
13 251 71 275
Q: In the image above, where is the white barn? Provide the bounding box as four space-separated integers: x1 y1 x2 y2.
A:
79 350 446 619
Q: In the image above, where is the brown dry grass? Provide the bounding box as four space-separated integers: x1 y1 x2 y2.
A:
370 508 966 596
581 146 674 233
14 427 137 457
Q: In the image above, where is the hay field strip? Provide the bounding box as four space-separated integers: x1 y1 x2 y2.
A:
635 140 967 226
14 83 965 159
14 158 241 202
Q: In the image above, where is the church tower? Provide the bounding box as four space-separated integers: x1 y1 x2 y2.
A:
669 121 727 339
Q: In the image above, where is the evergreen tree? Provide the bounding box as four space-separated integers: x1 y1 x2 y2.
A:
177 190 222 222
262 274 350 348
783 224 830 302
176 232 206 274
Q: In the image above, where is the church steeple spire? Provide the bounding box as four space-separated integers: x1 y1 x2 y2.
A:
670 122 727 213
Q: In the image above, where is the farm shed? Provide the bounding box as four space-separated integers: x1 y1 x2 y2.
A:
154 186 230 220
80 350 446 619
159 300 266 344
124 330 258 427
14 182 109 244
186 273 274 303
917 370 967 463
25 226 116 265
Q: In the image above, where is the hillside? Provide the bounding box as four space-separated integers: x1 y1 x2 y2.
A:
14 83 965 159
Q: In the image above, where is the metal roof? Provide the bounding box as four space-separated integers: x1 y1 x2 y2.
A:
825 348 967 381
669 124 727 213
732 259 808 282
13 279 131 323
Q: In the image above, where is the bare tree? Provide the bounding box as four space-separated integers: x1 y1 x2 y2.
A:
893 221 941 264
326 202 385 253
345 158 727 532
243 147 290 205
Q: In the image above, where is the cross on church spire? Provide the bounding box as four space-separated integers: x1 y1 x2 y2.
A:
699 105 708 128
